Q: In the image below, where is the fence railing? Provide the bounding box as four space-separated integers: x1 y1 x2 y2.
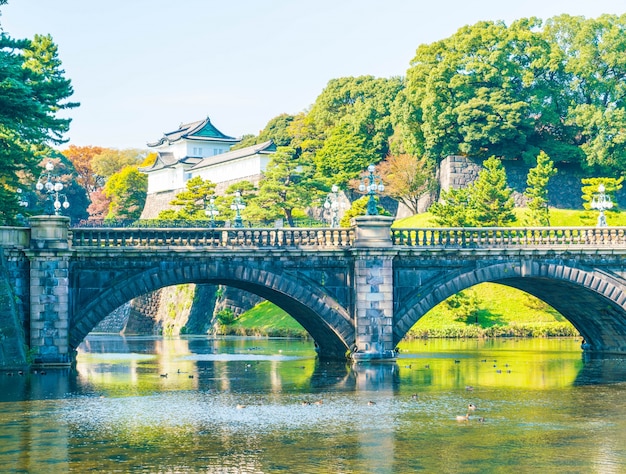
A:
391 227 626 247
70 227 355 248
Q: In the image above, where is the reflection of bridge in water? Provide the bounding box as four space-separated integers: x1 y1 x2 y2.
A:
3 215 626 365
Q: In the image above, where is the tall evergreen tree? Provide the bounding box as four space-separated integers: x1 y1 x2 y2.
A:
524 151 557 226
0 32 78 224
470 157 516 226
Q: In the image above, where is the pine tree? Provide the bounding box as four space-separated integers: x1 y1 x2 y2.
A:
469 157 516 227
524 151 557 226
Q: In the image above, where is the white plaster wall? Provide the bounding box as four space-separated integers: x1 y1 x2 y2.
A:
186 142 230 157
194 155 269 183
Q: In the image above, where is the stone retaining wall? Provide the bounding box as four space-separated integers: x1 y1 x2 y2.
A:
439 155 626 209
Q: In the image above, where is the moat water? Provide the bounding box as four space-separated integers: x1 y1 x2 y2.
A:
1 336 625 473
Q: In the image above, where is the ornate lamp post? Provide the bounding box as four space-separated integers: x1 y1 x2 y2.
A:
323 184 340 227
16 188 29 208
590 183 613 227
230 191 246 228
359 164 384 216
205 196 219 227
35 160 70 215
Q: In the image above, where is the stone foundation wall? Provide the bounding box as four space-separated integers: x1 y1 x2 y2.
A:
214 286 263 318
123 291 163 335
92 302 130 333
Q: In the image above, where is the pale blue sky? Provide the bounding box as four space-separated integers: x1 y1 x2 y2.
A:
1 1 624 149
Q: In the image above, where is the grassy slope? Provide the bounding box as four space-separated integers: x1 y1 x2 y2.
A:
225 300 307 337
229 208 620 339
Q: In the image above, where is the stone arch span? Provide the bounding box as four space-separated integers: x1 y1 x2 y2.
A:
71 261 354 359
394 260 626 353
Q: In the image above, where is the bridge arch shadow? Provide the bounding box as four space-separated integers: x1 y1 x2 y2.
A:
394 261 626 353
71 262 354 359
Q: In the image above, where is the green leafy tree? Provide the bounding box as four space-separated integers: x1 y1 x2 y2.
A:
158 176 216 220
405 14 626 174
524 151 557 226
308 76 403 185
92 148 146 179
0 32 78 224
406 19 550 163
103 166 147 220
545 14 626 172
314 122 379 188
232 114 295 149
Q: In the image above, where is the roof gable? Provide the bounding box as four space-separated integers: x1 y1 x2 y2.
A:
147 116 239 147
138 152 201 173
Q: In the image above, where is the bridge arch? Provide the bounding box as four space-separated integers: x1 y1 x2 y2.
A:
71 261 354 359
394 260 626 353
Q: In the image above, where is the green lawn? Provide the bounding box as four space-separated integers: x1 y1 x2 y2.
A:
394 207 626 227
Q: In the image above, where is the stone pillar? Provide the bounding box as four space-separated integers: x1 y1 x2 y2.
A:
26 216 72 366
351 216 397 361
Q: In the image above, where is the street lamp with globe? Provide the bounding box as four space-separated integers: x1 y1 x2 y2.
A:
230 191 246 228
205 197 219 227
323 184 341 227
359 164 385 216
35 161 70 215
590 183 613 227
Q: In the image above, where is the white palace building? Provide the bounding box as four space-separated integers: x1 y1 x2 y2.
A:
139 116 275 218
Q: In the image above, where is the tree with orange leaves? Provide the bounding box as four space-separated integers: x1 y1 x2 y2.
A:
377 154 435 215
61 145 105 194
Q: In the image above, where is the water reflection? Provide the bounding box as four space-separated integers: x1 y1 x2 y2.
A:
1 336 625 472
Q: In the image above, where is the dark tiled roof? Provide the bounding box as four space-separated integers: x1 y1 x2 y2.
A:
147 116 239 147
190 140 276 171
138 152 202 172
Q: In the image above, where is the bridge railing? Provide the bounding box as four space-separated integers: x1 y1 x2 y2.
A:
70 227 355 248
391 227 626 247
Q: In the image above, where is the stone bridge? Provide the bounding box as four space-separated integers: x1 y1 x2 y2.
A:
2 215 626 366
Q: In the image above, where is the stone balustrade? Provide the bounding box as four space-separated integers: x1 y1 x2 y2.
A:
391 227 626 247
70 227 355 248
5 225 626 250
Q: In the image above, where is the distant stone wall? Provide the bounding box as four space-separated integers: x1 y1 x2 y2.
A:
439 155 482 192
140 189 181 219
437 155 625 210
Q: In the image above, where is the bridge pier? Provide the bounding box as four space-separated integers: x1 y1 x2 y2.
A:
25 216 72 366
351 216 397 361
